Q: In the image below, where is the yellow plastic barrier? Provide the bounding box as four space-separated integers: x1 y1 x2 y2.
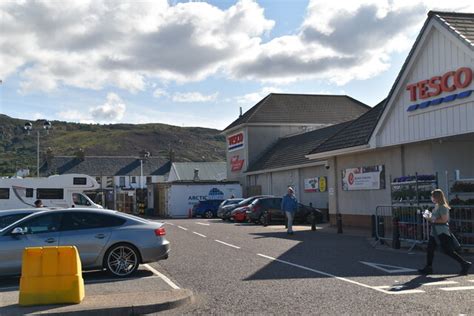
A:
19 246 85 306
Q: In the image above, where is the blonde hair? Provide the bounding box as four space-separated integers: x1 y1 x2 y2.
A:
431 189 450 209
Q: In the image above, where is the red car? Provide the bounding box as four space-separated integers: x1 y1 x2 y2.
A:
230 206 249 222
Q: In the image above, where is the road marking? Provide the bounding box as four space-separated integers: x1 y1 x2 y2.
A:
178 226 188 231
143 264 180 290
359 261 417 274
164 222 175 226
215 240 240 249
193 232 207 238
196 222 210 226
422 281 458 286
258 254 424 295
439 286 474 291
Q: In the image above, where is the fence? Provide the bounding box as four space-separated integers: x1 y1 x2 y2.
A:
374 205 474 250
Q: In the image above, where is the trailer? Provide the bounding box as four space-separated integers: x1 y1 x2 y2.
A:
0 174 102 210
157 182 242 218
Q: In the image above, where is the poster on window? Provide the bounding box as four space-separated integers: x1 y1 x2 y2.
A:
342 165 385 191
304 177 327 192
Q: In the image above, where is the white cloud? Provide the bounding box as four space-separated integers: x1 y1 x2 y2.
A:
172 92 219 103
153 88 169 98
235 86 281 105
90 93 126 122
2 0 474 93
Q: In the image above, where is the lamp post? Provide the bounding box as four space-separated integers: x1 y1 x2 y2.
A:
24 120 52 177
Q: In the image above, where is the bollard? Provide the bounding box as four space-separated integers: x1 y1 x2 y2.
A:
378 216 385 245
371 215 377 238
311 209 316 231
336 213 343 234
392 216 401 249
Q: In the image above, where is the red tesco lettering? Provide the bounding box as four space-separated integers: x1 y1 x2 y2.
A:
228 133 243 145
406 67 472 101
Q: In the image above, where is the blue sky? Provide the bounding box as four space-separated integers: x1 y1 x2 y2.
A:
1 0 473 129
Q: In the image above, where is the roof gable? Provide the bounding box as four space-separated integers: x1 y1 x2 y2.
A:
224 93 369 132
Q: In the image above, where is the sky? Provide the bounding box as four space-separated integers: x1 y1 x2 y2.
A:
1 0 474 130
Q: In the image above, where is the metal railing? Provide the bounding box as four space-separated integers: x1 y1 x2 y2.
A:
374 205 474 250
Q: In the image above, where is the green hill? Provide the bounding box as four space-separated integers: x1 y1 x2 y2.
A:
0 114 226 176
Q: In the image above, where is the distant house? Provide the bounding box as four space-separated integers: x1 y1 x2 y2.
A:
40 156 171 189
40 156 171 212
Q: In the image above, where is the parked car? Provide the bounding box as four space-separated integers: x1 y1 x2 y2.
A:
246 197 323 225
218 196 272 220
192 199 225 218
216 198 244 218
0 208 169 277
230 206 250 222
0 208 45 229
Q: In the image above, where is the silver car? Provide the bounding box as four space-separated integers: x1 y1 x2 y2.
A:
0 208 169 277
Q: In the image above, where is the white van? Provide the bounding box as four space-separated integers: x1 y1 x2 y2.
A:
0 174 102 210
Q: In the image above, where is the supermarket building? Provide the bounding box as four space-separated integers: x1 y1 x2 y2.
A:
224 11 474 228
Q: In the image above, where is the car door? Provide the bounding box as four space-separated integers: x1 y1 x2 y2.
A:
270 198 284 221
0 213 61 276
58 212 113 267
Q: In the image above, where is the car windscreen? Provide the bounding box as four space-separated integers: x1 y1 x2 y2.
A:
237 197 255 206
0 212 33 229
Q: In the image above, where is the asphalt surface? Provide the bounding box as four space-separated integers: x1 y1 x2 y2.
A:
149 218 474 315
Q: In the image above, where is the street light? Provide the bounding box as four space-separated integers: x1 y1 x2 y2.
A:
24 120 52 177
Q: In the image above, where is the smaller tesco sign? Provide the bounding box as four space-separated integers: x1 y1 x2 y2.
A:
228 132 244 152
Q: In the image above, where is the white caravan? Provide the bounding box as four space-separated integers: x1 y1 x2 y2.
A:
0 174 102 210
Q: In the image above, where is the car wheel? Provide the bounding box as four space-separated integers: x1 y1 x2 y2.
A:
259 214 267 226
104 243 140 277
204 210 214 218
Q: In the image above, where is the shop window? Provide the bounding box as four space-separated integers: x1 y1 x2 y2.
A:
119 177 125 187
131 177 136 184
146 176 152 184
37 188 64 199
0 188 10 199
73 177 87 185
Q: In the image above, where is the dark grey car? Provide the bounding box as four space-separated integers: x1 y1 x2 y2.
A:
0 208 169 277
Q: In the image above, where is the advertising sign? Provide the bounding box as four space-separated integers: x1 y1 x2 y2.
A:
228 131 244 152
304 176 327 192
230 155 244 172
342 165 385 191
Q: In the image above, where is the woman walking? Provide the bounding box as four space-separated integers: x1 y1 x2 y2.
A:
419 189 471 275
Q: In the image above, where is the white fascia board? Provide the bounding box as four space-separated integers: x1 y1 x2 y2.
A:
305 144 371 160
245 160 327 176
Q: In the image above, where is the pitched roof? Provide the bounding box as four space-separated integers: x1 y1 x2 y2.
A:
431 11 474 47
246 122 352 173
40 156 171 177
309 100 386 155
223 93 370 132
171 162 227 181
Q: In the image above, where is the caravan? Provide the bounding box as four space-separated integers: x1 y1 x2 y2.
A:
0 174 102 210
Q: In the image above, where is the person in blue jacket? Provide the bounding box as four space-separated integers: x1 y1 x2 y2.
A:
281 187 298 235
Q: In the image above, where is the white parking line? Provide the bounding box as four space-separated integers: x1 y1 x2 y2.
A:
439 286 474 291
215 240 240 249
257 254 425 295
196 222 210 226
165 222 175 226
178 226 188 231
193 232 207 238
422 281 458 286
143 264 181 290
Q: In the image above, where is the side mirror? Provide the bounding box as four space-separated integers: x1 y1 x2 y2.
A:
11 227 25 235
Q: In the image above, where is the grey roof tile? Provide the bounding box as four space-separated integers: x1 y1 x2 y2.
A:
246 122 352 172
431 11 474 46
171 162 227 181
224 93 369 131
40 156 171 177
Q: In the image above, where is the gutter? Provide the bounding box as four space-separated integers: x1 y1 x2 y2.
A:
305 144 371 160
245 160 327 176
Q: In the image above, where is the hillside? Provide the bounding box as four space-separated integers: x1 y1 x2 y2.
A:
0 114 226 176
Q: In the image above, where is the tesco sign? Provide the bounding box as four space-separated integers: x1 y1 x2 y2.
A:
406 67 473 112
228 132 244 152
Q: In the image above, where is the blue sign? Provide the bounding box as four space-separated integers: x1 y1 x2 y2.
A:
407 90 472 112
